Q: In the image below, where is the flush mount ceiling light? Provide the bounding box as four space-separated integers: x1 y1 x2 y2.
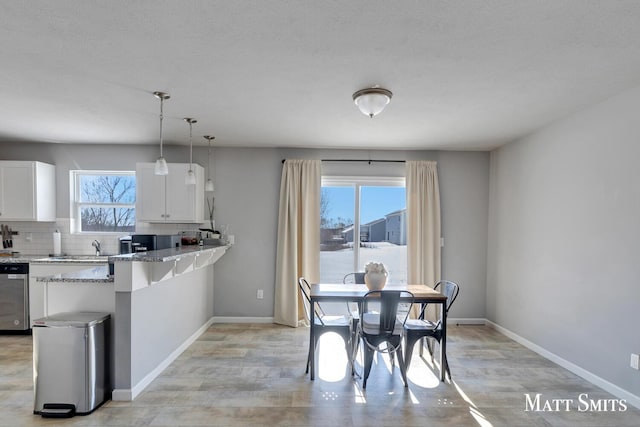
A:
352 86 393 118
153 91 170 175
203 135 216 192
184 118 197 185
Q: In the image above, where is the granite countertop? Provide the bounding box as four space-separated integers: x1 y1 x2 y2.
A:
108 244 230 263
0 254 50 263
31 255 111 264
35 265 113 283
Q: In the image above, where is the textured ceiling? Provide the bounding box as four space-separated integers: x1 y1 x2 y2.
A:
2 1 640 150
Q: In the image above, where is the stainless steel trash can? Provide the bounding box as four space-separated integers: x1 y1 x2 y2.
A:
33 312 110 417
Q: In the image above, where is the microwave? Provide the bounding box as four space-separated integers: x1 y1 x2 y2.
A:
128 234 181 252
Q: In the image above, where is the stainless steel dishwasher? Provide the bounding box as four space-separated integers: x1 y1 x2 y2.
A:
0 263 29 331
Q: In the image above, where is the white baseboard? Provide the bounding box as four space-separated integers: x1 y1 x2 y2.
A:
212 316 274 324
112 317 216 401
447 317 486 325
486 319 640 410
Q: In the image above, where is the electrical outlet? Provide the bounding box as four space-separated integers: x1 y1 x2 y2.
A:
631 353 639 370
257 289 264 299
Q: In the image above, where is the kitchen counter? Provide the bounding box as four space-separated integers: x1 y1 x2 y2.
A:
31 255 110 263
111 243 229 401
108 244 230 263
0 253 49 263
26 243 230 402
34 265 113 283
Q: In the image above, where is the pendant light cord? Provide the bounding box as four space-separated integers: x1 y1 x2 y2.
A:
159 97 164 158
189 121 193 169
207 139 211 180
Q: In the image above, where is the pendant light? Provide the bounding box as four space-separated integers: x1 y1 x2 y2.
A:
184 118 197 185
203 135 215 192
352 86 392 118
153 91 170 175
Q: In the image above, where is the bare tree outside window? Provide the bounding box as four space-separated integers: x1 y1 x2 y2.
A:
76 173 136 232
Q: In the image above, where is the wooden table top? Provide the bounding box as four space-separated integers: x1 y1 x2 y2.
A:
310 283 447 302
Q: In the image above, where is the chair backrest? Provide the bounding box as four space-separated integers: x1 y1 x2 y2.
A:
434 280 460 313
298 277 312 323
362 290 414 336
343 272 366 284
298 277 326 325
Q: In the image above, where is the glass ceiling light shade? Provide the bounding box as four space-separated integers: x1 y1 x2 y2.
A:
184 118 197 185
153 91 170 175
203 135 216 192
352 86 393 118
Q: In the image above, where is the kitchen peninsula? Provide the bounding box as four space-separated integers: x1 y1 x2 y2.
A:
34 244 229 401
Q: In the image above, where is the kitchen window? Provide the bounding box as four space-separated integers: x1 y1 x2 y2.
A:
320 176 406 284
71 171 136 233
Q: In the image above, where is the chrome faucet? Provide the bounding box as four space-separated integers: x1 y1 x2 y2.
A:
92 240 101 256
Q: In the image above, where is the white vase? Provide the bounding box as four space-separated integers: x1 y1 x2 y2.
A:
365 272 387 291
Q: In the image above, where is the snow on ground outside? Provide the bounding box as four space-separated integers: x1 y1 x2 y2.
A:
318 242 409 317
319 242 407 284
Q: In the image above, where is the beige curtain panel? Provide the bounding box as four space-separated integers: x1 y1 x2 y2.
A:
274 159 321 327
406 160 441 319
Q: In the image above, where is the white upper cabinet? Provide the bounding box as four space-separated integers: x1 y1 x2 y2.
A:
136 163 204 223
0 161 56 222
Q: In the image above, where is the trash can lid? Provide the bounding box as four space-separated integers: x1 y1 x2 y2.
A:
33 312 111 327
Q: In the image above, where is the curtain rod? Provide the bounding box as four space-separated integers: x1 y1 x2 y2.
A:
281 159 406 164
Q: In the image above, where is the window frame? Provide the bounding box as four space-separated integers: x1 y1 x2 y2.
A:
70 170 136 234
321 175 406 274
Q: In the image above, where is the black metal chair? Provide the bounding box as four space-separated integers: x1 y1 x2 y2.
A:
342 272 365 284
354 290 413 389
342 272 365 343
298 277 353 377
403 280 459 379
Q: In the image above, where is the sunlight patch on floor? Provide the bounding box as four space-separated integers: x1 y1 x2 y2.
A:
316 332 350 383
470 406 494 427
406 362 440 389
452 380 494 427
353 383 366 404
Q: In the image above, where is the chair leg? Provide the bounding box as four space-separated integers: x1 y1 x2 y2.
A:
404 333 422 371
394 339 408 387
342 331 354 377
352 334 361 376
388 342 395 367
305 337 313 374
362 344 374 389
443 353 451 380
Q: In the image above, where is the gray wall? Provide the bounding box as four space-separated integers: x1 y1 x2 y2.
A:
212 148 490 319
0 143 490 320
487 85 640 397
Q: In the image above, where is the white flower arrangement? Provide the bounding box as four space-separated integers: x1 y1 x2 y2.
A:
364 261 387 276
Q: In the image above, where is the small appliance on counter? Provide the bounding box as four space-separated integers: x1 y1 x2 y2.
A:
129 234 181 252
119 236 132 254
180 231 202 246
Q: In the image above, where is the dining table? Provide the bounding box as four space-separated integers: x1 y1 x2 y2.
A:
308 283 449 382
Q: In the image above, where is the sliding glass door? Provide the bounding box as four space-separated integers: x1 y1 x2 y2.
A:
320 177 406 284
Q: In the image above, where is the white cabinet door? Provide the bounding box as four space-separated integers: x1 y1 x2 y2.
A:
0 161 55 221
165 163 204 222
0 163 35 219
135 163 166 222
136 163 204 223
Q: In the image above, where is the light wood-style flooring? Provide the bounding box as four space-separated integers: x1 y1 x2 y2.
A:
1 324 638 426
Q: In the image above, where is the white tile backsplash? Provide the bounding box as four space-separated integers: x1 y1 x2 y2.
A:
3 219 204 255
